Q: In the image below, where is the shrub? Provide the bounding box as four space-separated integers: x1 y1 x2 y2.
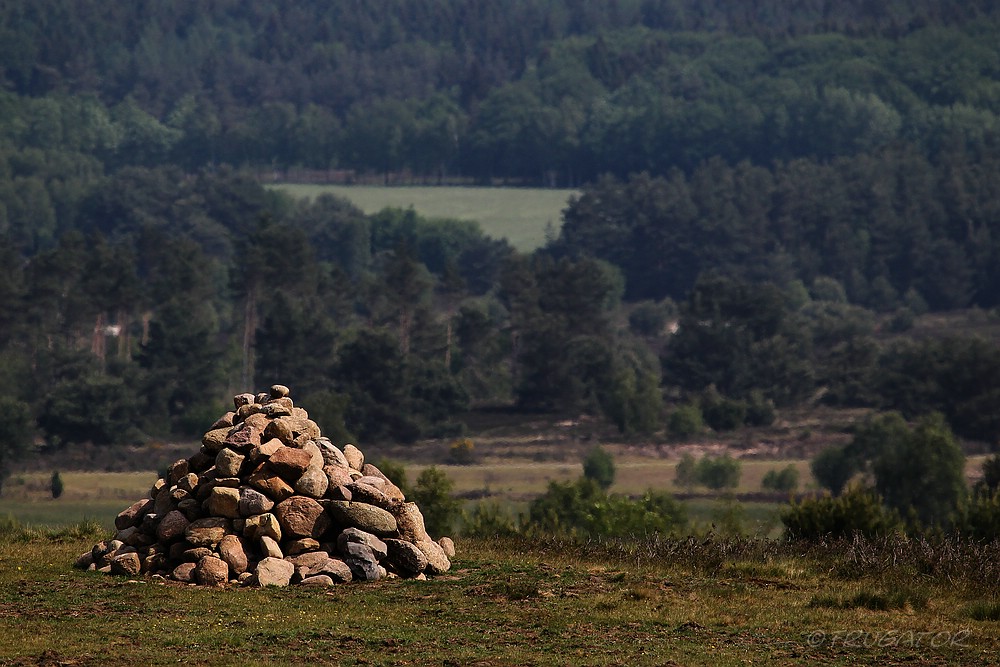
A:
781 488 902 540
462 501 521 537
762 465 799 493
582 445 615 490
528 478 686 538
810 446 857 496
448 438 476 465
700 392 747 432
959 489 1000 542
411 466 461 538
674 453 698 490
50 471 64 499
668 405 703 439
696 454 741 490
744 391 776 427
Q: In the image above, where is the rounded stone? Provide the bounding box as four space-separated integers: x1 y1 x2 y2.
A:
326 500 397 537
195 555 230 586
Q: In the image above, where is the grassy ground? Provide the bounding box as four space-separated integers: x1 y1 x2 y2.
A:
1 527 998 666
270 183 578 251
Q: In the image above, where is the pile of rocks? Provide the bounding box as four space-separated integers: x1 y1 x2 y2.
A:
75 385 454 587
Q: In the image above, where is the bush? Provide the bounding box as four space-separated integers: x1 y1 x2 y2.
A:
50 471 64 499
528 478 686 538
674 453 697 490
959 489 1000 542
762 465 799 493
700 392 747 432
462 501 521 537
448 438 476 465
582 445 615 490
781 488 902 540
744 391 776 427
411 466 461 538
696 454 741 490
668 405 703 439
810 446 858 496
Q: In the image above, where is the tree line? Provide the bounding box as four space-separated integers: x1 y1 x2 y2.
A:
1 2 999 184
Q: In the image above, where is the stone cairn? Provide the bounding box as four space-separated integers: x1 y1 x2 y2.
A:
75 385 454 587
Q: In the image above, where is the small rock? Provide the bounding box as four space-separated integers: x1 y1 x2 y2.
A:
270 384 290 399
342 444 364 471
238 487 275 517
259 535 283 559
285 537 321 555
215 448 245 477
416 538 451 575
268 446 313 481
392 502 429 543
294 466 329 498
274 495 330 539
263 419 294 446
324 465 354 489
185 517 231 548
317 440 349 468
233 393 256 409
384 539 429 576
209 412 235 430
438 536 456 558
110 552 142 577
327 500 398 537
248 463 295 502
345 481 392 509
196 556 230 586
300 574 334 587
156 510 190 542
255 557 295 587
218 534 250 575
338 528 388 560
201 427 231 453
115 498 152 530
172 562 197 583
328 485 352 501
206 486 241 519
244 512 282 542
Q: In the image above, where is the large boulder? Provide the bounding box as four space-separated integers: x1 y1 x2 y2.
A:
326 501 398 537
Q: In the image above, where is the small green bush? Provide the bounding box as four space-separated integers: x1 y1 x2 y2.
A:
582 445 615 490
411 466 461 538
762 465 799 493
696 454 741 490
781 488 902 540
668 405 703 439
50 471 64 499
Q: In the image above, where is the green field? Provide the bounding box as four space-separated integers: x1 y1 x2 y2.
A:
271 183 579 251
2 529 998 666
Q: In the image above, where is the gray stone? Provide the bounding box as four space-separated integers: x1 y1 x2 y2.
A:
384 539 429 576
317 440 349 468
259 535 283 559
337 527 388 560
156 510 190 542
345 481 392 509
327 500 397 537
215 448 245 477
294 466 329 498
182 546 213 563
361 465 406 502
392 502 429 543
115 498 152 530
300 575 334 587
185 517 231 548
238 487 275 517
416 538 451 575
255 557 294 587
439 536 456 558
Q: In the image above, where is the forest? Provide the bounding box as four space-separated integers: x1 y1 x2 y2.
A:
2 0 1000 489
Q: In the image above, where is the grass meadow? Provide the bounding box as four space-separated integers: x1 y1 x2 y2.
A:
2 524 999 665
270 183 578 251
2 458 1000 665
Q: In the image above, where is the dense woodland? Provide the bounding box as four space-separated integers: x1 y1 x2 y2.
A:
2 1 1000 486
